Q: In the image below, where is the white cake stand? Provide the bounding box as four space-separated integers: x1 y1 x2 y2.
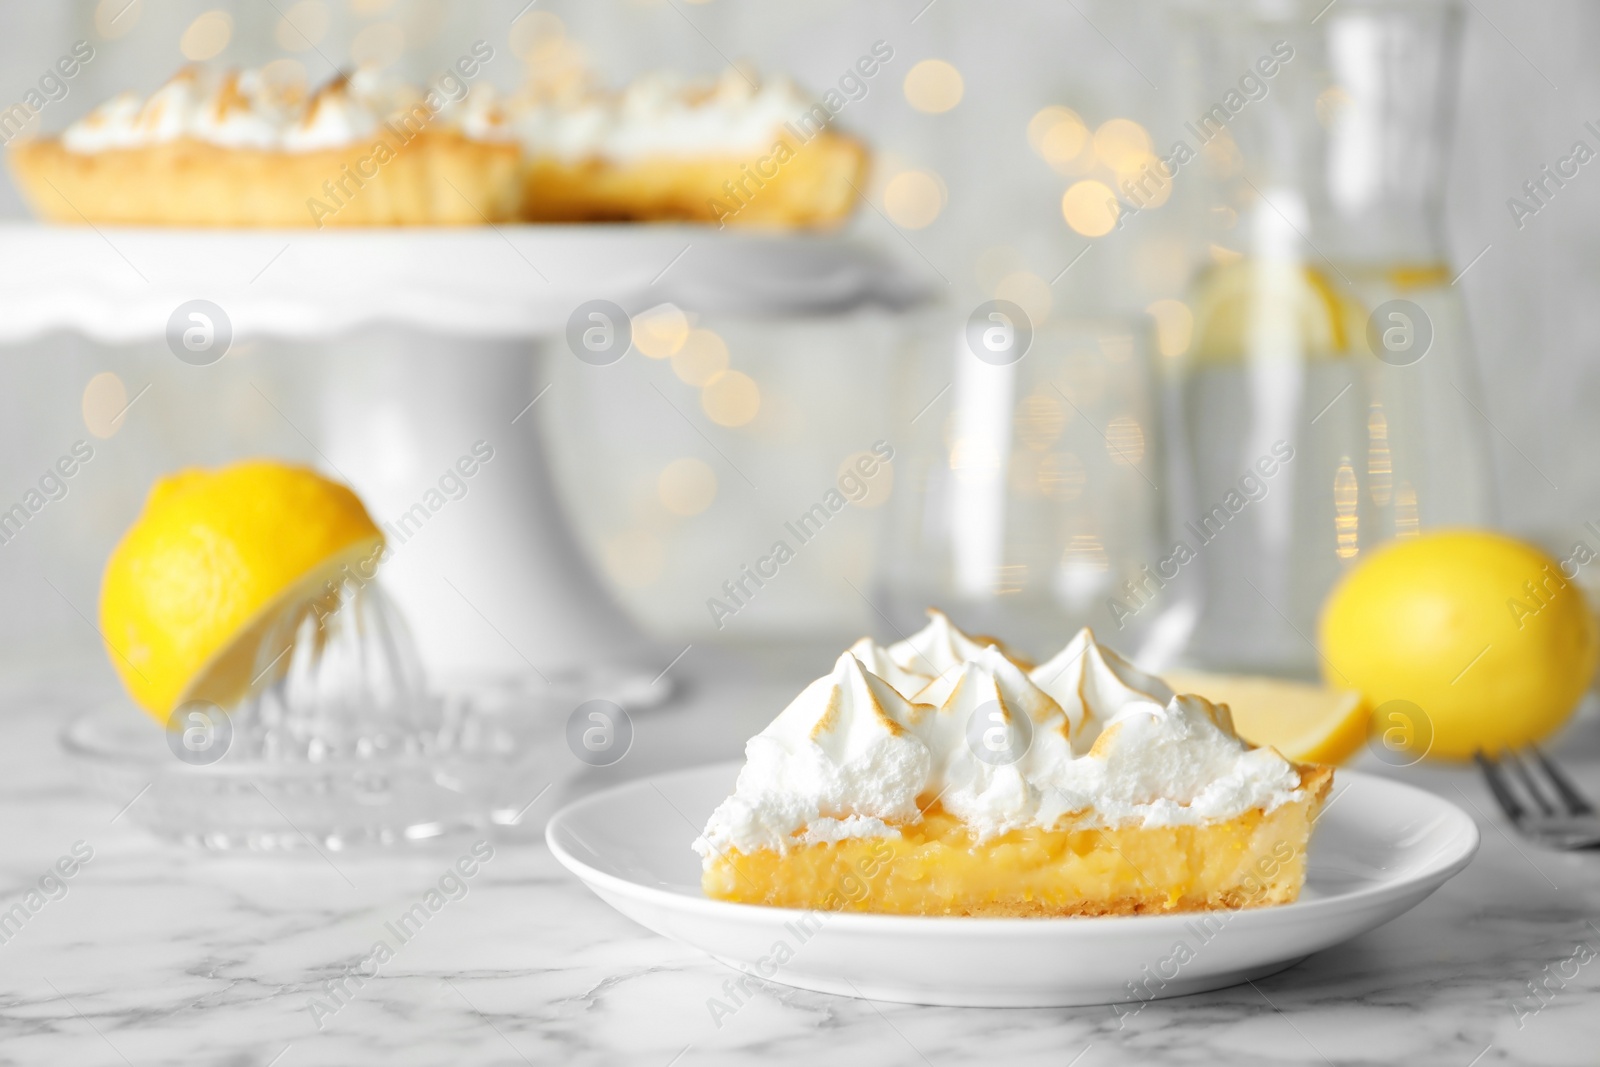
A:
1 223 938 686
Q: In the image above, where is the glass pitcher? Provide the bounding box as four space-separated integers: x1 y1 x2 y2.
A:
1163 0 1493 673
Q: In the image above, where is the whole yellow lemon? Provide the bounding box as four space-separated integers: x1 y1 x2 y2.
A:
100 460 384 724
1319 529 1598 760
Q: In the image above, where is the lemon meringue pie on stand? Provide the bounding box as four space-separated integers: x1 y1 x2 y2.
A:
9 66 520 227
505 70 867 228
696 613 1332 917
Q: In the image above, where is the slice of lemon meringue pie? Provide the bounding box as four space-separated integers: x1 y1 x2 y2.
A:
695 614 1331 917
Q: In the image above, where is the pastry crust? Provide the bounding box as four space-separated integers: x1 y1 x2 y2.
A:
7 131 521 227
517 130 867 228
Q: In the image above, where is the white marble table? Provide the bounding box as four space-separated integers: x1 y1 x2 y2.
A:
2 646 1597 1067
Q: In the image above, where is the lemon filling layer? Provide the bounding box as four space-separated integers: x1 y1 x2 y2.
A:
704 772 1329 916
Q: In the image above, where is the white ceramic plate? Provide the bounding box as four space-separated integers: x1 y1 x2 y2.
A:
547 762 1479 1007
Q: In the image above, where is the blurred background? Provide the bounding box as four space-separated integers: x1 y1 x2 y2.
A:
0 0 1594 681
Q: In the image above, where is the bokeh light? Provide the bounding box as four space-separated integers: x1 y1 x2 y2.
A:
884 170 944 229
1092 118 1153 172
672 328 729 386
1105 416 1146 466
701 370 761 427
1146 299 1194 358
1039 452 1087 500
510 12 566 61
1028 107 1092 175
994 271 1052 327
1100 333 1135 365
1063 533 1109 571
838 451 895 508
1061 180 1119 237
95 0 143 39
1008 449 1043 496
632 303 689 359
903 60 964 113
82 372 127 440
1132 236 1191 295
351 22 404 69
1014 393 1066 450
275 0 330 51
1367 404 1392 508
974 244 1023 292
658 457 718 516
1059 353 1109 406
1028 106 1078 153
1117 153 1173 207
602 530 665 588
524 36 589 92
1334 461 1359 559
1316 86 1351 128
949 437 1001 483
1395 482 1420 538
1210 243 1244 266
1201 130 1242 177
180 11 233 61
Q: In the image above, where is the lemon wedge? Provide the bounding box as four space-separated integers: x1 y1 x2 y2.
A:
1162 670 1370 765
1186 260 1368 366
99 460 384 723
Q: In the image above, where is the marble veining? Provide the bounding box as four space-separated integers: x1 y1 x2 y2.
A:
0 650 1597 1066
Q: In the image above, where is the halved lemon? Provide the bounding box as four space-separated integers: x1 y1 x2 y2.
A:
1162 670 1370 765
99 460 384 723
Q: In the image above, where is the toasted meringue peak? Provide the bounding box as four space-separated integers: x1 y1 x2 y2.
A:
916 645 1065 731
1029 627 1176 751
886 608 999 679
847 636 935 701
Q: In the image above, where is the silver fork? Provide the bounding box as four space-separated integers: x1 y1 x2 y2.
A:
1475 746 1600 850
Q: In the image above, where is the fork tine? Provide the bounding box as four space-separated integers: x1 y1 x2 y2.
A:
1503 748 1557 816
1476 750 1526 822
1530 745 1596 816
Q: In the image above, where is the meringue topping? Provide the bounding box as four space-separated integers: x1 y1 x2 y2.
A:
695 651 930 858
59 66 484 154
509 68 817 163
908 646 1078 837
696 621 1306 856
